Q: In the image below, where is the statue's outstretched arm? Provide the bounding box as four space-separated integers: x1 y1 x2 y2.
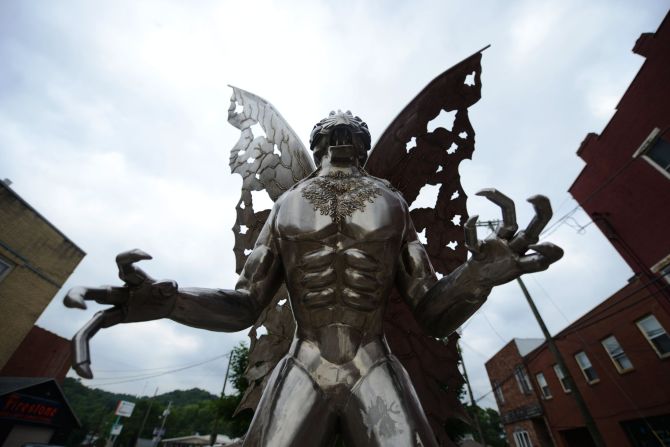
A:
396 189 563 338
169 213 283 331
64 205 283 377
168 218 282 331
66 205 283 332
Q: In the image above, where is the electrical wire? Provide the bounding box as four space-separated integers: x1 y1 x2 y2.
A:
93 357 228 374
87 353 228 386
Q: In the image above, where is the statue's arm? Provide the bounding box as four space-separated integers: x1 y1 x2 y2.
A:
395 217 490 338
396 190 563 338
167 208 283 332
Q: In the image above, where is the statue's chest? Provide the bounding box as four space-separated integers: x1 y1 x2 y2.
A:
275 179 404 242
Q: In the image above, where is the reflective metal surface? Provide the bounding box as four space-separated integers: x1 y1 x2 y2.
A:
64 127 562 445
64 49 564 446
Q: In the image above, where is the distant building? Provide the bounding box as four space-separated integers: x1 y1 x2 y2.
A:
0 180 85 369
486 283 670 446
569 11 670 294
0 326 72 383
486 11 670 447
484 339 552 446
0 377 81 446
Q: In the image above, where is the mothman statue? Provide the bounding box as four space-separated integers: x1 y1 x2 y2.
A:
64 48 562 446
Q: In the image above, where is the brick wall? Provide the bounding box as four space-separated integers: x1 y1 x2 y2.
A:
485 340 549 446
0 183 85 367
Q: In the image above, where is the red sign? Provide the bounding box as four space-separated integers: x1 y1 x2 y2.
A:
0 392 61 425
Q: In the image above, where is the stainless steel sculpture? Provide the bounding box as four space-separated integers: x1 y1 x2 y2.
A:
64 49 563 446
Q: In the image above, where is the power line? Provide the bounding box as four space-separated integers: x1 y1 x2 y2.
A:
88 353 228 386
88 353 229 380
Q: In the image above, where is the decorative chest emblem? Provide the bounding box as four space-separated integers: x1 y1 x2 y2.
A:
302 171 382 223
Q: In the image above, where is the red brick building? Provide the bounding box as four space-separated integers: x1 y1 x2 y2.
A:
484 339 552 446
487 281 670 446
486 11 670 447
569 11 670 292
0 326 72 383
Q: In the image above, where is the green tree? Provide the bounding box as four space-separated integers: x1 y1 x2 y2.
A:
446 405 508 447
210 342 253 439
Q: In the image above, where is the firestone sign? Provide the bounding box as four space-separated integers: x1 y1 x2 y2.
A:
0 392 61 425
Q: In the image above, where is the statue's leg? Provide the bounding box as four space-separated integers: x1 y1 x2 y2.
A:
341 356 438 447
243 357 337 447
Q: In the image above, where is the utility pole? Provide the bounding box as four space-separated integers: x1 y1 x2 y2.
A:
135 387 159 447
481 220 606 447
457 342 486 444
210 349 236 446
516 278 606 447
152 401 171 447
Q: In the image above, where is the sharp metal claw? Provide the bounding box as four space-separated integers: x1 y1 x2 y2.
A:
116 249 153 286
71 308 124 379
525 195 553 240
464 215 481 254
63 286 88 309
509 195 553 253
475 188 518 239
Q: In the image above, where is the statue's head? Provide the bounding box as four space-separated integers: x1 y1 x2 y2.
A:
309 110 371 166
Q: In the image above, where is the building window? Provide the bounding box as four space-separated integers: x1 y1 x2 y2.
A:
633 127 670 179
513 430 532 447
574 351 599 384
493 381 505 405
659 263 670 285
514 365 532 395
535 372 552 399
651 255 670 285
553 364 571 392
636 314 670 358
602 335 634 372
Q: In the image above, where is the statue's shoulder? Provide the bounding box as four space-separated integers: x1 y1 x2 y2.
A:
364 173 406 203
365 174 397 192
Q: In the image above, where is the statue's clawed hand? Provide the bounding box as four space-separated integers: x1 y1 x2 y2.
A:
464 189 563 288
62 249 177 378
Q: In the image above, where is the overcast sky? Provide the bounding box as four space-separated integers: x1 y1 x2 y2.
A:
2 1 668 410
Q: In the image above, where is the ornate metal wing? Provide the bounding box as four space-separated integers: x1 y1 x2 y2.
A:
227 86 315 271
365 47 488 446
227 87 312 412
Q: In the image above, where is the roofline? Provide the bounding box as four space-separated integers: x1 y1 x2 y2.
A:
0 181 86 256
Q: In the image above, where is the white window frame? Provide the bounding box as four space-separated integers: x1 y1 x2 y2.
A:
553 364 571 393
513 430 532 447
535 372 552 399
636 314 670 359
574 351 599 384
601 335 635 373
632 127 670 180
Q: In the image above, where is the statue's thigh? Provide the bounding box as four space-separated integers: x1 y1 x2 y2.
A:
243 357 337 447
341 357 438 447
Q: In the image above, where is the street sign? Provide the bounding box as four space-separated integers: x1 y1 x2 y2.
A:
114 400 136 417
110 423 123 436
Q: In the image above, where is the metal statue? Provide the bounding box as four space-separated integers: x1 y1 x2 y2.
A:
64 49 563 446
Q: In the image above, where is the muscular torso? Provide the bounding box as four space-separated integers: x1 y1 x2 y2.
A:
275 174 408 365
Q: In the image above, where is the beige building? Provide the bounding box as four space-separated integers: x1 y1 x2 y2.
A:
0 180 85 368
